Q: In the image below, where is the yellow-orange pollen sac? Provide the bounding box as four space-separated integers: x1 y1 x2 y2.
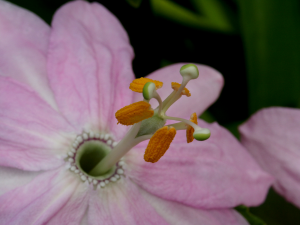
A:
144 126 176 163
186 112 198 143
129 77 163 93
115 101 154 126
171 82 191 97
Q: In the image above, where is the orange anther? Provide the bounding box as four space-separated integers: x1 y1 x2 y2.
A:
171 82 191 97
115 101 154 126
144 126 176 163
186 112 198 143
130 77 163 93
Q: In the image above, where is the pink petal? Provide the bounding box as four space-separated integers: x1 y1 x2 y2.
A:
0 0 57 109
46 180 89 224
140 187 249 225
88 178 248 225
0 167 86 225
239 107 300 208
0 167 41 196
47 1 135 139
88 179 168 225
0 77 75 171
134 63 224 118
126 119 273 209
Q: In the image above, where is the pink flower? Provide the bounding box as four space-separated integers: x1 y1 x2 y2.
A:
240 107 300 208
0 1 272 224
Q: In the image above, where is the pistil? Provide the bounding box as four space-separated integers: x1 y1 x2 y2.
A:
89 122 142 175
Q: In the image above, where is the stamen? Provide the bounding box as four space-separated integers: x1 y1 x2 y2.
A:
143 82 163 115
130 77 163 93
166 122 187 130
180 64 199 79
171 82 191 97
165 115 201 131
115 101 154 125
164 115 210 140
186 112 198 143
82 64 211 184
193 128 211 141
160 64 199 114
144 126 176 163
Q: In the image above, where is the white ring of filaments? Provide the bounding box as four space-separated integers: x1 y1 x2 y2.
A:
63 131 125 189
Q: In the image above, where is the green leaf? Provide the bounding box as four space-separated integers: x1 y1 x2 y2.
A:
150 0 236 33
235 205 266 225
250 188 300 225
238 0 300 113
160 59 173 68
190 0 238 32
126 0 143 8
223 120 244 139
199 110 216 123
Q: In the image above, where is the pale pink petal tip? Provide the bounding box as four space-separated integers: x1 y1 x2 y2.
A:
239 107 300 208
0 0 58 109
48 0 134 138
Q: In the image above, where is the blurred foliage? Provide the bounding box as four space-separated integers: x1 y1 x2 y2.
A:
5 0 300 224
150 0 237 33
236 205 266 225
126 0 143 8
238 0 300 114
251 188 300 225
199 111 216 124
223 120 243 139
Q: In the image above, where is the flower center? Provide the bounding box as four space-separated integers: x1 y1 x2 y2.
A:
64 131 124 189
76 141 112 175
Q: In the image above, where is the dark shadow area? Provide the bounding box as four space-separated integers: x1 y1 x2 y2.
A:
251 188 300 225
